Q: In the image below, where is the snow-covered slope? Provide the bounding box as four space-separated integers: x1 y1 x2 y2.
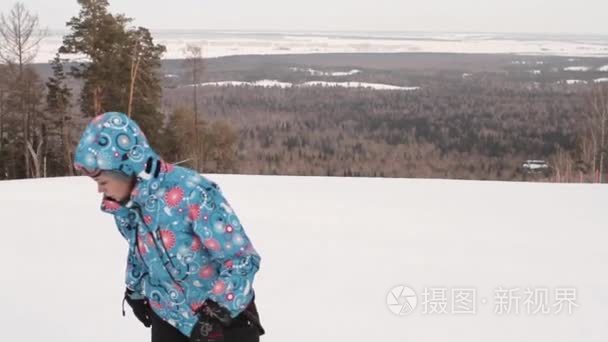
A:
0 175 606 341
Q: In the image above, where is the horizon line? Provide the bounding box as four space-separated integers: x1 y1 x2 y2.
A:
43 28 608 38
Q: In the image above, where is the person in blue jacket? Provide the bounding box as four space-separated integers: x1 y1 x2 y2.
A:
74 112 264 342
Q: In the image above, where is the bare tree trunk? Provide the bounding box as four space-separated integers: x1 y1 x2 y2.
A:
93 86 102 115
194 72 199 171
26 138 42 178
0 89 4 156
23 106 30 177
577 132 595 181
37 135 42 176
127 45 140 118
62 113 74 176
0 113 3 155
551 146 574 183
589 85 608 183
598 89 606 183
590 129 598 181
600 117 606 183
22 67 30 178
183 44 205 172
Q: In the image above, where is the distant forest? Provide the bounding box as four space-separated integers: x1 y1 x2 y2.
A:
2 1 607 182
160 53 608 182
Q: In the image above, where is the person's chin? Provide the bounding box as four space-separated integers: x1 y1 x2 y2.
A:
115 195 129 204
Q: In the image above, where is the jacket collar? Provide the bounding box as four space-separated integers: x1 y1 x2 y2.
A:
100 157 170 214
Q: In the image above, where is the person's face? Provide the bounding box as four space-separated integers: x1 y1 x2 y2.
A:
92 172 134 202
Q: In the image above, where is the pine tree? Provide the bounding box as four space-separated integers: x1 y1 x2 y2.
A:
123 26 166 145
59 0 166 147
46 53 74 175
60 0 128 115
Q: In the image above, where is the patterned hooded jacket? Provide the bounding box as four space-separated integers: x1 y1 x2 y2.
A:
74 112 261 336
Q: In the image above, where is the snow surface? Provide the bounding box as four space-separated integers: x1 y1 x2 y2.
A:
0 175 607 341
594 78 608 83
187 80 294 88
289 67 361 76
598 65 608 72
564 66 591 72
564 79 586 85
529 70 542 75
299 81 419 90
34 31 608 63
184 80 418 90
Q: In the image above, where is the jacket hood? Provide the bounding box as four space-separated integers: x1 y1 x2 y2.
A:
74 112 160 179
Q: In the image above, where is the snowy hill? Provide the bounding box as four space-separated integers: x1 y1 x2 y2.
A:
0 175 606 341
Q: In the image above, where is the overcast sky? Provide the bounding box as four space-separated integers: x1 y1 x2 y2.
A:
5 0 608 35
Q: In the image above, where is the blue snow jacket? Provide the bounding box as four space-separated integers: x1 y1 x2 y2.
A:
73 112 261 337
